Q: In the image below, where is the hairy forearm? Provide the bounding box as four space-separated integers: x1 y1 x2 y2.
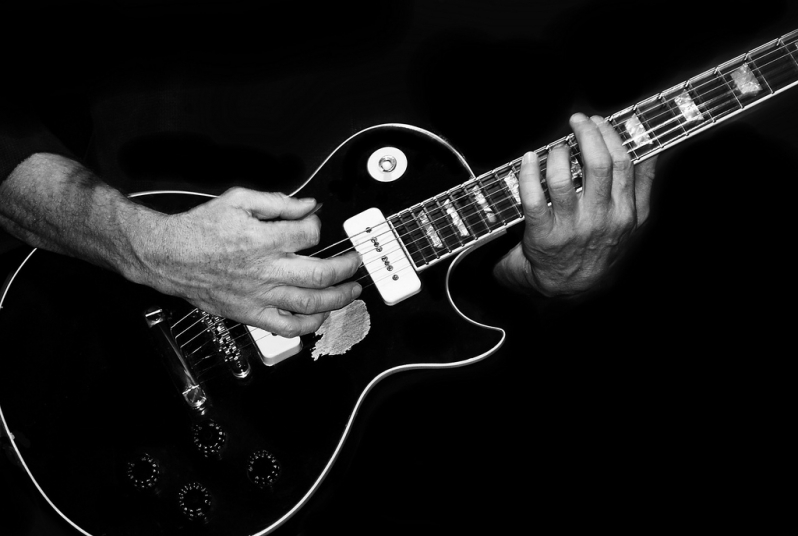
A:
0 152 160 282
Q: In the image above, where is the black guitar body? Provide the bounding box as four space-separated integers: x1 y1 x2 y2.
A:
0 125 505 536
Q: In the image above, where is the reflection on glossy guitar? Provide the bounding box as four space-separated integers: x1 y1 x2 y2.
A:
1 29 797 536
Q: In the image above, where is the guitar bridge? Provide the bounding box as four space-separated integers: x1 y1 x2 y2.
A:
145 308 209 412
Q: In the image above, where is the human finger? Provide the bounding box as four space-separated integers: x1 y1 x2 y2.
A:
634 156 658 225
254 308 330 338
268 282 362 316
570 113 612 206
274 250 362 288
267 215 324 252
590 115 634 207
221 187 319 220
517 151 552 234
545 142 578 220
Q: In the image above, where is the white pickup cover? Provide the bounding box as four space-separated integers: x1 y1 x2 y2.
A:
344 208 421 306
247 326 302 366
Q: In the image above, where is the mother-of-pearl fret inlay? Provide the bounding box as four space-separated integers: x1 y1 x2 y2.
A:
443 198 469 237
470 185 497 222
731 64 763 95
675 90 704 121
504 170 521 204
624 114 652 148
417 210 444 249
382 29 798 279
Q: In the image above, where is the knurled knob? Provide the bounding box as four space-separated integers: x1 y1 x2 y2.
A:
126 453 159 490
192 420 227 458
246 450 281 489
178 482 212 521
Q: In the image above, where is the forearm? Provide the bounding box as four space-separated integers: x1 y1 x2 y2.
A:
0 152 161 283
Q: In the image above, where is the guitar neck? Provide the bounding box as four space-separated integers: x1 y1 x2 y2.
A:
389 29 798 270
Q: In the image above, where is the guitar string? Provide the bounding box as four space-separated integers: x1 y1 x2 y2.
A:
171 44 798 312
617 51 796 148
298 53 798 270
323 61 796 269
183 58 797 374
176 53 798 362
173 44 798 346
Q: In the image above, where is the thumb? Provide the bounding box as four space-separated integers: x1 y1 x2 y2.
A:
223 188 319 220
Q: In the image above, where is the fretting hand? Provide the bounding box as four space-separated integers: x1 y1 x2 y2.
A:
494 113 658 297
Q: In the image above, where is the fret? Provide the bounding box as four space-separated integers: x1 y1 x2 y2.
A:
749 40 798 92
380 29 798 277
779 29 798 64
448 184 491 238
686 68 741 121
480 173 523 223
636 89 691 147
468 181 504 231
566 134 584 191
502 167 522 205
423 199 462 251
537 147 551 202
415 206 448 254
609 106 659 160
717 55 771 105
390 212 435 267
438 194 474 243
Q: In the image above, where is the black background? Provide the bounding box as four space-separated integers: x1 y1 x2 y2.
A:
2 1 798 534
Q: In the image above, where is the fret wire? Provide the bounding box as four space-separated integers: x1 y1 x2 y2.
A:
612 46 794 143
446 187 482 237
750 45 798 91
639 45 796 130
344 34 798 269
433 196 467 247
479 174 514 225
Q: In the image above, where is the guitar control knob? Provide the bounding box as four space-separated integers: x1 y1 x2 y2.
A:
192 420 226 458
178 482 212 521
247 450 281 489
126 453 159 490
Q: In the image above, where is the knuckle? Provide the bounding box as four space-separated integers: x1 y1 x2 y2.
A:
613 153 632 173
303 221 321 247
298 293 321 314
310 264 332 287
589 155 613 176
276 322 302 338
612 204 636 230
224 186 248 199
546 176 573 195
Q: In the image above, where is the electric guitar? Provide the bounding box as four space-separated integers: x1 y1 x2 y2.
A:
1 29 797 536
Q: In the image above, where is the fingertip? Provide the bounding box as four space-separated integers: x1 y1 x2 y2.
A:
570 112 589 124
522 151 538 166
352 282 362 299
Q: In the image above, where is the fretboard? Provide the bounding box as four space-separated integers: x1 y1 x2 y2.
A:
389 29 798 271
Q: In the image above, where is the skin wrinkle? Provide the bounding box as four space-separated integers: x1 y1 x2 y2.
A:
495 113 657 298
1 153 362 337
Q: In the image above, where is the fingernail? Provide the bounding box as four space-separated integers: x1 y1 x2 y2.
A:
522 151 535 165
352 283 362 299
306 202 323 216
277 308 292 316
297 197 316 204
571 112 588 123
